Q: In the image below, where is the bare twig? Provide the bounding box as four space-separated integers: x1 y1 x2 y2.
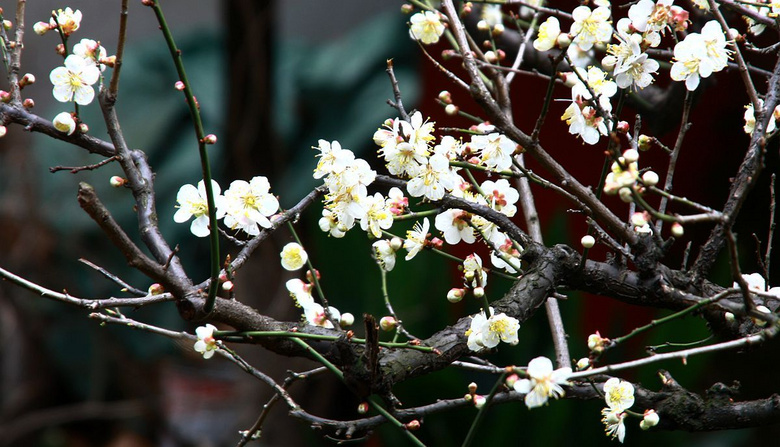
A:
107 0 128 98
78 258 147 296
49 155 119 173
385 59 409 121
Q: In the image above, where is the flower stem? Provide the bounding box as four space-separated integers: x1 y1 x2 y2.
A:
148 0 220 313
461 372 507 447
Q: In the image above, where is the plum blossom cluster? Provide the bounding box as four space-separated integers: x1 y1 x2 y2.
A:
173 176 279 237
286 278 347 329
465 307 520 352
600 378 635 443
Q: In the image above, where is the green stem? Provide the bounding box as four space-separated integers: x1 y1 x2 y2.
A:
461 372 507 447
288 337 426 446
149 0 220 313
216 330 434 353
449 161 518 178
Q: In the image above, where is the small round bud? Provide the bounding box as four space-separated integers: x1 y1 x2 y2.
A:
445 104 459 116
463 393 473 402
142 0 155 6
576 357 591 370
477 20 490 31
461 2 473 15
560 72 577 88
753 305 771 327
556 33 572 49
727 28 740 40
78 123 89 134
33 21 51 35
438 90 452 104
441 49 457 60
400 4 414 14
19 73 36 88
473 286 485 298
631 212 648 228
492 23 505 36
405 420 421 431
0 90 10 103
642 171 659 187
379 316 397 332
175 81 185 91
430 237 443 249
580 235 595 249
222 280 234 292
148 283 164 295
447 288 465 303
618 187 634 203
468 382 478 393
638 134 653 151
55 43 66 56
671 222 684 238
724 312 736 323
496 49 506 61
357 402 369 414
390 237 403 251
601 56 616 71
23 98 35 109
484 51 498 63
616 121 630 134
109 176 127 187
219 272 229 282
473 395 486 409
0 125 6 138
100 55 117 68
52 111 76 135
623 149 639 163
505 373 519 388
340 312 355 327
588 332 608 354
305 269 321 283
3 20 11 31
202 134 217 145
640 409 660 430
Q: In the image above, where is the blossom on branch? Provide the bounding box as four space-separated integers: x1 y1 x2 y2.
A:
280 243 308 271
194 324 218 359
513 356 572 409
569 6 612 52
409 11 445 45
174 180 225 238
50 55 100 105
50 7 82 36
222 176 279 236
465 307 520 352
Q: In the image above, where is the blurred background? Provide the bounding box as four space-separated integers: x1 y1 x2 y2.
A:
1 1 779 446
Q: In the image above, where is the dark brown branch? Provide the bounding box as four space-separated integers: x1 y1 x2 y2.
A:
49 155 119 173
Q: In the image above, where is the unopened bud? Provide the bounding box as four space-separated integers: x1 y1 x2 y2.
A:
55 44 66 56
19 73 36 88
473 286 485 298
484 51 498 63
23 98 34 109
175 81 185 91
724 312 735 323
581 235 595 248
340 312 355 327
3 20 11 31
623 149 639 163
100 55 117 68
638 134 653 151
390 237 403 251
438 90 452 104
0 125 6 138
477 20 489 31
52 111 76 135
631 212 648 228
447 288 466 303
0 90 10 102
473 395 486 409
492 23 505 36
671 222 684 238
461 2 473 15
110 176 127 187
430 237 443 249
441 49 457 60
220 280 234 292
400 4 414 14
148 283 164 295
753 305 771 327
468 382 478 393
202 134 217 144
78 123 89 134
640 409 660 430
560 72 577 88
142 0 155 6
616 121 630 134
619 187 634 203
556 33 571 49
405 420 421 431
642 171 659 187
305 269 320 283
379 316 397 332
576 357 591 370
445 104 459 116
357 402 369 414
34 21 51 35
505 374 519 388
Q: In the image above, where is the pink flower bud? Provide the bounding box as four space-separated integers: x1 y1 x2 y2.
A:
109 176 126 187
55 44 66 56
400 4 414 14
222 280 234 292
447 288 465 303
438 90 452 104
33 21 51 35
616 121 630 134
671 222 684 238
202 134 217 145
78 123 89 134
473 395 486 409
23 98 34 109
405 420 421 431
147 283 164 295
379 316 397 332
357 402 369 414
0 90 10 102
175 81 185 91
19 73 36 88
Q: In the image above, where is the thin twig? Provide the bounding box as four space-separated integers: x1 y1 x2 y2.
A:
385 59 409 121
656 91 693 232
107 0 128 98
49 155 119 173
766 174 776 279
78 258 147 296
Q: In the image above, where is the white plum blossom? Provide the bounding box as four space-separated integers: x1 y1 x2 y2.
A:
570 6 612 52
601 378 635 443
280 243 308 271
50 55 100 105
406 153 457 201
194 324 219 359
73 39 108 70
52 111 76 135
386 187 408 215
375 112 434 178
533 17 561 52
471 132 516 171
490 237 522 273
670 22 730 91
561 99 609 145
481 179 519 217
743 100 780 135
465 307 520 352
286 279 342 329
435 209 475 245
319 208 347 238
321 153 376 231
463 254 488 288
359 192 394 238
733 273 780 296
222 176 279 236
602 408 628 443
628 0 673 44
372 239 397 272
174 180 225 238
604 33 659 90
50 7 82 35
409 11 445 45
404 218 430 260
513 356 572 409
313 139 355 179
481 4 503 28
701 20 731 72
571 66 618 101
